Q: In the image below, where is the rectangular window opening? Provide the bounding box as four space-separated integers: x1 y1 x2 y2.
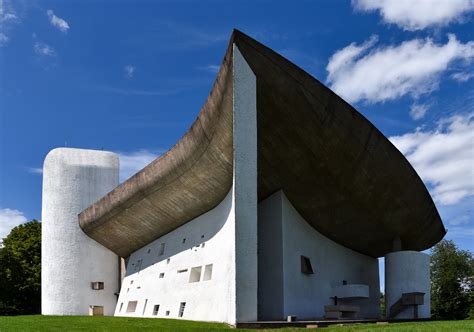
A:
159 272 165 279
178 302 186 318
203 264 213 281
153 305 160 316
159 243 165 256
189 266 202 283
301 255 314 275
89 305 104 316
165 310 170 316
91 281 104 290
126 301 138 313
177 269 188 273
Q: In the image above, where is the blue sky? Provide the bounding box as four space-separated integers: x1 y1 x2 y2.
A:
1 0 473 285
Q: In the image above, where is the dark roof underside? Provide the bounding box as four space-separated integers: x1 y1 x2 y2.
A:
79 30 445 258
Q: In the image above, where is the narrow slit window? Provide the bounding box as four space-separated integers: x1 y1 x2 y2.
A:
203 264 213 281
119 302 124 312
300 255 314 275
158 243 165 256
142 299 148 315
177 269 188 273
178 302 186 317
182 238 186 244
189 266 202 283
153 305 160 316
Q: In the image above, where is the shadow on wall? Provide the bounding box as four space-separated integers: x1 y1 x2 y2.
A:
123 190 233 277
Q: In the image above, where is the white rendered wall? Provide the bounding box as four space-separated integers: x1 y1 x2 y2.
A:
42 148 119 316
385 251 430 319
232 44 258 323
258 191 380 320
115 44 258 325
115 189 236 323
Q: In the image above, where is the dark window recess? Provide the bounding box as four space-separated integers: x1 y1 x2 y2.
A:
91 281 104 290
153 305 160 316
178 302 186 317
300 256 314 275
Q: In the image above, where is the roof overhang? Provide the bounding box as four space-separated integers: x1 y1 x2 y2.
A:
79 30 445 258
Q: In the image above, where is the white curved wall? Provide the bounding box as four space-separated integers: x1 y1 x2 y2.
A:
385 251 430 319
42 148 119 316
115 188 237 323
258 191 380 320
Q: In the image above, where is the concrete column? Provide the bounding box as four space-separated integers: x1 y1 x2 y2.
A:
232 44 258 323
42 148 119 316
385 251 430 319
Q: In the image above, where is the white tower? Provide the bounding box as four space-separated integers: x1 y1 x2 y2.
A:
42 148 119 316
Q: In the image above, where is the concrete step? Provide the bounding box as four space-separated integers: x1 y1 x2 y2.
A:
324 305 360 312
324 311 342 319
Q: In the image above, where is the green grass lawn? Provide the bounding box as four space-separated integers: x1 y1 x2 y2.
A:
0 316 472 332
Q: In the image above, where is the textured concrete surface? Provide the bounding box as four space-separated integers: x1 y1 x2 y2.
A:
79 29 445 259
385 251 430 319
258 191 380 320
41 148 119 316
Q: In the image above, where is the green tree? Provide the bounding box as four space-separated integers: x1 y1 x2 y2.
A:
0 220 41 315
430 239 473 320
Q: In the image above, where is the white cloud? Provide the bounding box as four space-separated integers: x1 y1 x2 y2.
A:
326 34 474 104
197 64 220 74
410 103 430 120
390 112 474 205
0 0 19 45
0 208 28 240
124 65 135 79
47 9 69 33
353 0 474 31
34 41 56 56
451 71 474 82
0 31 8 45
117 150 159 182
28 167 43 174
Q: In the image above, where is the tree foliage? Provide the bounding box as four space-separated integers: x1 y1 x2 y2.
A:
430 239 473 320
0 220 41 315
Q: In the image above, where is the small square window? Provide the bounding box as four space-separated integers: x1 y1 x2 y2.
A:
301 255 314 275
189 266 202 283
91 281 104 290
165 310 170 316
159 272 165 279
153 305 160 316
126 301 138 313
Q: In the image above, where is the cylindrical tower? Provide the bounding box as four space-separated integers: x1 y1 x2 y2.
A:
42 148 119 316
385 251 430 319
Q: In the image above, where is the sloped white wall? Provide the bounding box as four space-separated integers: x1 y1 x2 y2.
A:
115 189 237 323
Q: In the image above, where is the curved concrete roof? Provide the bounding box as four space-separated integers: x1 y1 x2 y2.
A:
79 30 445 258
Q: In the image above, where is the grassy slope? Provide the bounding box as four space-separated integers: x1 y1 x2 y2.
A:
0 316 473 332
